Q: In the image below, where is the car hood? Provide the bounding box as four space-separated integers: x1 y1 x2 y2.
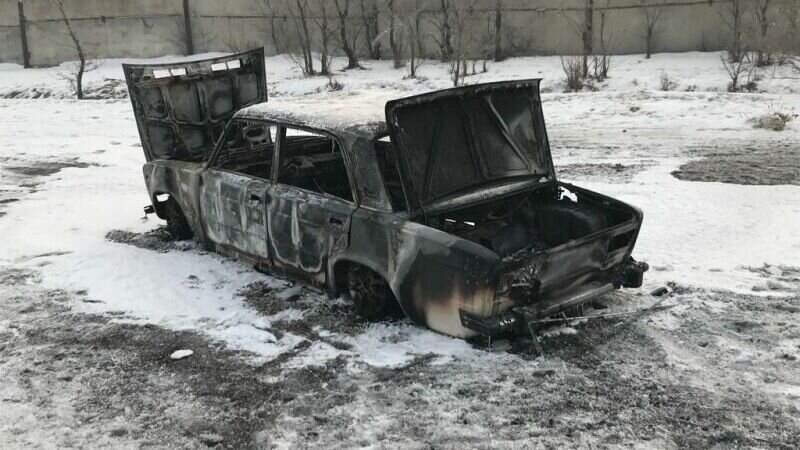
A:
384 79 555 217
123 48 267 162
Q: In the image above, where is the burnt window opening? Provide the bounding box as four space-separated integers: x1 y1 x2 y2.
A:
213 119 276 180
277 127 353 203
373 135 407 211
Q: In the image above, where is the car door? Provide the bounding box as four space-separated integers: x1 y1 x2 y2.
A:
266 126 356 278
201 171 269 263
199 119 275 265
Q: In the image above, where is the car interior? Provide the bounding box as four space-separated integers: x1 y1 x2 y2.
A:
214 120 353 202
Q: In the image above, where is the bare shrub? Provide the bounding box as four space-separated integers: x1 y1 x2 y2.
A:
751 106 795 131
327 76 344 91
57 60 99 99
561 56 584 92
659 71 677 91
721 51 756 92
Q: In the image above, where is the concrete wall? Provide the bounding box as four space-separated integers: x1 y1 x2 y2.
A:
1 0 796 66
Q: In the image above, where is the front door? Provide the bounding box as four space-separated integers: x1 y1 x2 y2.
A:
201 171 269 263
199 118 276 265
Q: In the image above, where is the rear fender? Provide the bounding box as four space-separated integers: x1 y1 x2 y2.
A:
389 222 500 338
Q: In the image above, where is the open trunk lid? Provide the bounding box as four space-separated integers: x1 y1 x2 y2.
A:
123 48 267 162
385 79 556 217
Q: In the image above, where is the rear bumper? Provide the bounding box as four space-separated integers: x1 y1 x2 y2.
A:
459 258 648 337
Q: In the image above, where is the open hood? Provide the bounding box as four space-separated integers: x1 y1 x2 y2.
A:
385 79 555 216
123 48 266 162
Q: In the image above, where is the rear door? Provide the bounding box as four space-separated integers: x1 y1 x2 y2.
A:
266 126 356 278
123 49 267 162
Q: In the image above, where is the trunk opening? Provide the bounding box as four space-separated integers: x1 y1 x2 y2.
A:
421 183 635 258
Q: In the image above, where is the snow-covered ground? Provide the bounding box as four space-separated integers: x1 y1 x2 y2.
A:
1 52 799 448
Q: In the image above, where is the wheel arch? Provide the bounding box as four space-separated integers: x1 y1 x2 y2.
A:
328 256 410 320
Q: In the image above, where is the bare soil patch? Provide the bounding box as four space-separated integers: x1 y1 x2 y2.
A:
672 144 800 185
557 162 648 183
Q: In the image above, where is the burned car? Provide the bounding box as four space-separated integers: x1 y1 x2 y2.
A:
123 49 648 339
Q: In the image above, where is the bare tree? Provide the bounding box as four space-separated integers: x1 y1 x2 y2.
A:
592 7 612 80
388 0 405 68
786 0 800 55
784 0 800 74
164 3 215 55
221 18 259 53
52 0 94 99
334 0 362 69
413 0 425 58
181 0 194 54
493 0 504 62
640 0 664 59
581 0 594 78
311 0 335 75
753 0 773 66
399 0 427 77
449 0 479 86
254 0 287 54
431 0 455 62
360 0 382 59
287 0 316 76
720 0 747 63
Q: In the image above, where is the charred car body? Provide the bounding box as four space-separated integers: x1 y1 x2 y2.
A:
124 49 648 339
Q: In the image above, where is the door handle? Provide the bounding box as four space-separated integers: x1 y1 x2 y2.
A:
329 216 344 226
249 193 263 203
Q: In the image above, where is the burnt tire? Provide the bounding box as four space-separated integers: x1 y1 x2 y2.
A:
163 198 192 241
347 264 402 321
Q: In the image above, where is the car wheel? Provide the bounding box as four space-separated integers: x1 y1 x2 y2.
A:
163 198 193 241
347 264 401 321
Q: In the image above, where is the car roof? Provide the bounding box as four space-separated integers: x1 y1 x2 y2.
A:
235 92 398 138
